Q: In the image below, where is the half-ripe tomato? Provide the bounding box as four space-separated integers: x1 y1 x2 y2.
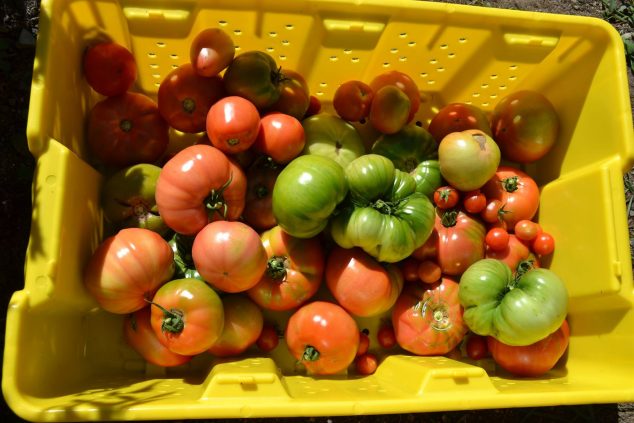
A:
189 27 235 77
514 219 542 241
223 50 282 110
192 221 268 293
368 85 410 134
88 92 169 167
243 157 282 231
267 69 310 120
333 80 374 122
427 103 491 144
83 41 136 96
257 324 280 352
326 246 404 317
481 166 540 228
392 278 467 355
158 63 225 133
252 112 305 164
369 70 420 122
487 320 569 377
206 96 261 154
124 307 191 367
434 209 486 276
155 145 232 235
486 234 530 271
84 228 174 314
247 225 324 311
285 301 360 375
149 278 224 356
208 295 264 357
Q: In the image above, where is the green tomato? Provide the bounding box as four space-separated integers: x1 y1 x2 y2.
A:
272 154 348 238
302 113 366 169
459 259 569 346
411 160 443 199
101 164 169 235
331 154 435 263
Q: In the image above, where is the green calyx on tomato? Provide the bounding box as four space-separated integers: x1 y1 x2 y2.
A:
266 255 290 281
204 173 233 219
169 232 203 281
459 258 568 346
302 345 320 362
146 299 185 334
330 154 435 263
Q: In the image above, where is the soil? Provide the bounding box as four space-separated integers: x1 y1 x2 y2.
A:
0 0 632 422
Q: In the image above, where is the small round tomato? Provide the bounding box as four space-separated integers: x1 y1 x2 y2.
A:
481 199 506 225
208 295 263 357
257 324 280 352
124 307 191 367
285 301 360 375
84 228 174 314
400 257 421 282
369 70 420 122
485 227 510 251
465 334 489 360
189 27 235 77
158 63 225 133
433 186 460 209
83 41 136 96
192 221 268 293
377 325 397 349
355 353 379 375
418 260 441 284
481 167 540 228
243 157 282 231
357 331 370 357
267 69 310 120
305 95 322 118
149 278 224 356
533 232 555 256
369 85 411 134
253 112 305 164
88 92 169 167
463 190 487 214
206 96 261 154
427 103 491 144
515 219 542 241
333 80 374 122
223 50 282 110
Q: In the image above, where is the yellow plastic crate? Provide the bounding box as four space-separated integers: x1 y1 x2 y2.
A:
4 0 634 420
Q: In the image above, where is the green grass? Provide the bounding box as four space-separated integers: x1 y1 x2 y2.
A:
601 0 634 74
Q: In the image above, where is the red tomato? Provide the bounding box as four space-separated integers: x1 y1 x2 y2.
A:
220 156 248 221
355 353 379 375
155 145 232 235
268 69 310 120
158 63 225 133
206 96 261 154
285 301 360 375
515 219 542 241
465 334 489 360
83 41 136 96
487 320 569 377
124 307 191 367
418 260 441 284
491 90 560 164
333 80 374 122
192 221 268 293
481 166 540 228
481 199 506 225
368 85 410 134
377 325 397 349
533 232 555 256
88 92 169 167
427 103 491 144
247 225 324 311
305 95 322 118
369 70 420 122
434 209 486 276
326 246 404 317
189 27 235 77
149 278 224 356
486 234 530 271
485 227 510 251
208 295 264 357
433 186 460 209
84 228 174 314
399 257 421 282
357 331 370 357
463 190 487 214
392 278 468 355
243 157 282 231
253 112 305 164
256 324 280 352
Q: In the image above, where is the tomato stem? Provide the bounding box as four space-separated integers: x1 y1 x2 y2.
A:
145 299 185 334
182 97 196 114
204 172 233 219
119 119 133 132
440 210 458 227
301 345 320 362
502 176 520 192
267 255 289 281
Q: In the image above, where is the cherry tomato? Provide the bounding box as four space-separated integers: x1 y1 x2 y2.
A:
158 63 225 133
189 27 235 77
377 325 397 349
256 324 280 352
83 41 136 96
285 301 360 375
485 227 510 251
243 157 282 231
206 96 261 154
369 70 420 122
333 80 374 122
433 186 460 209
88 92 169 167
368 85 410 134
427 103 492 144
253 112 305 164
533 232 555 256
208 295 263 357
463 190 487 214
481 199 506 225
305 95 322 118
418 260 442 284
466 334 489 360
400 257 421 282
355 353 379 375
515 219 542 241
357 331 370 357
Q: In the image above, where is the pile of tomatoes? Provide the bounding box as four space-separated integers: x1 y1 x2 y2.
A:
82 26 570 378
